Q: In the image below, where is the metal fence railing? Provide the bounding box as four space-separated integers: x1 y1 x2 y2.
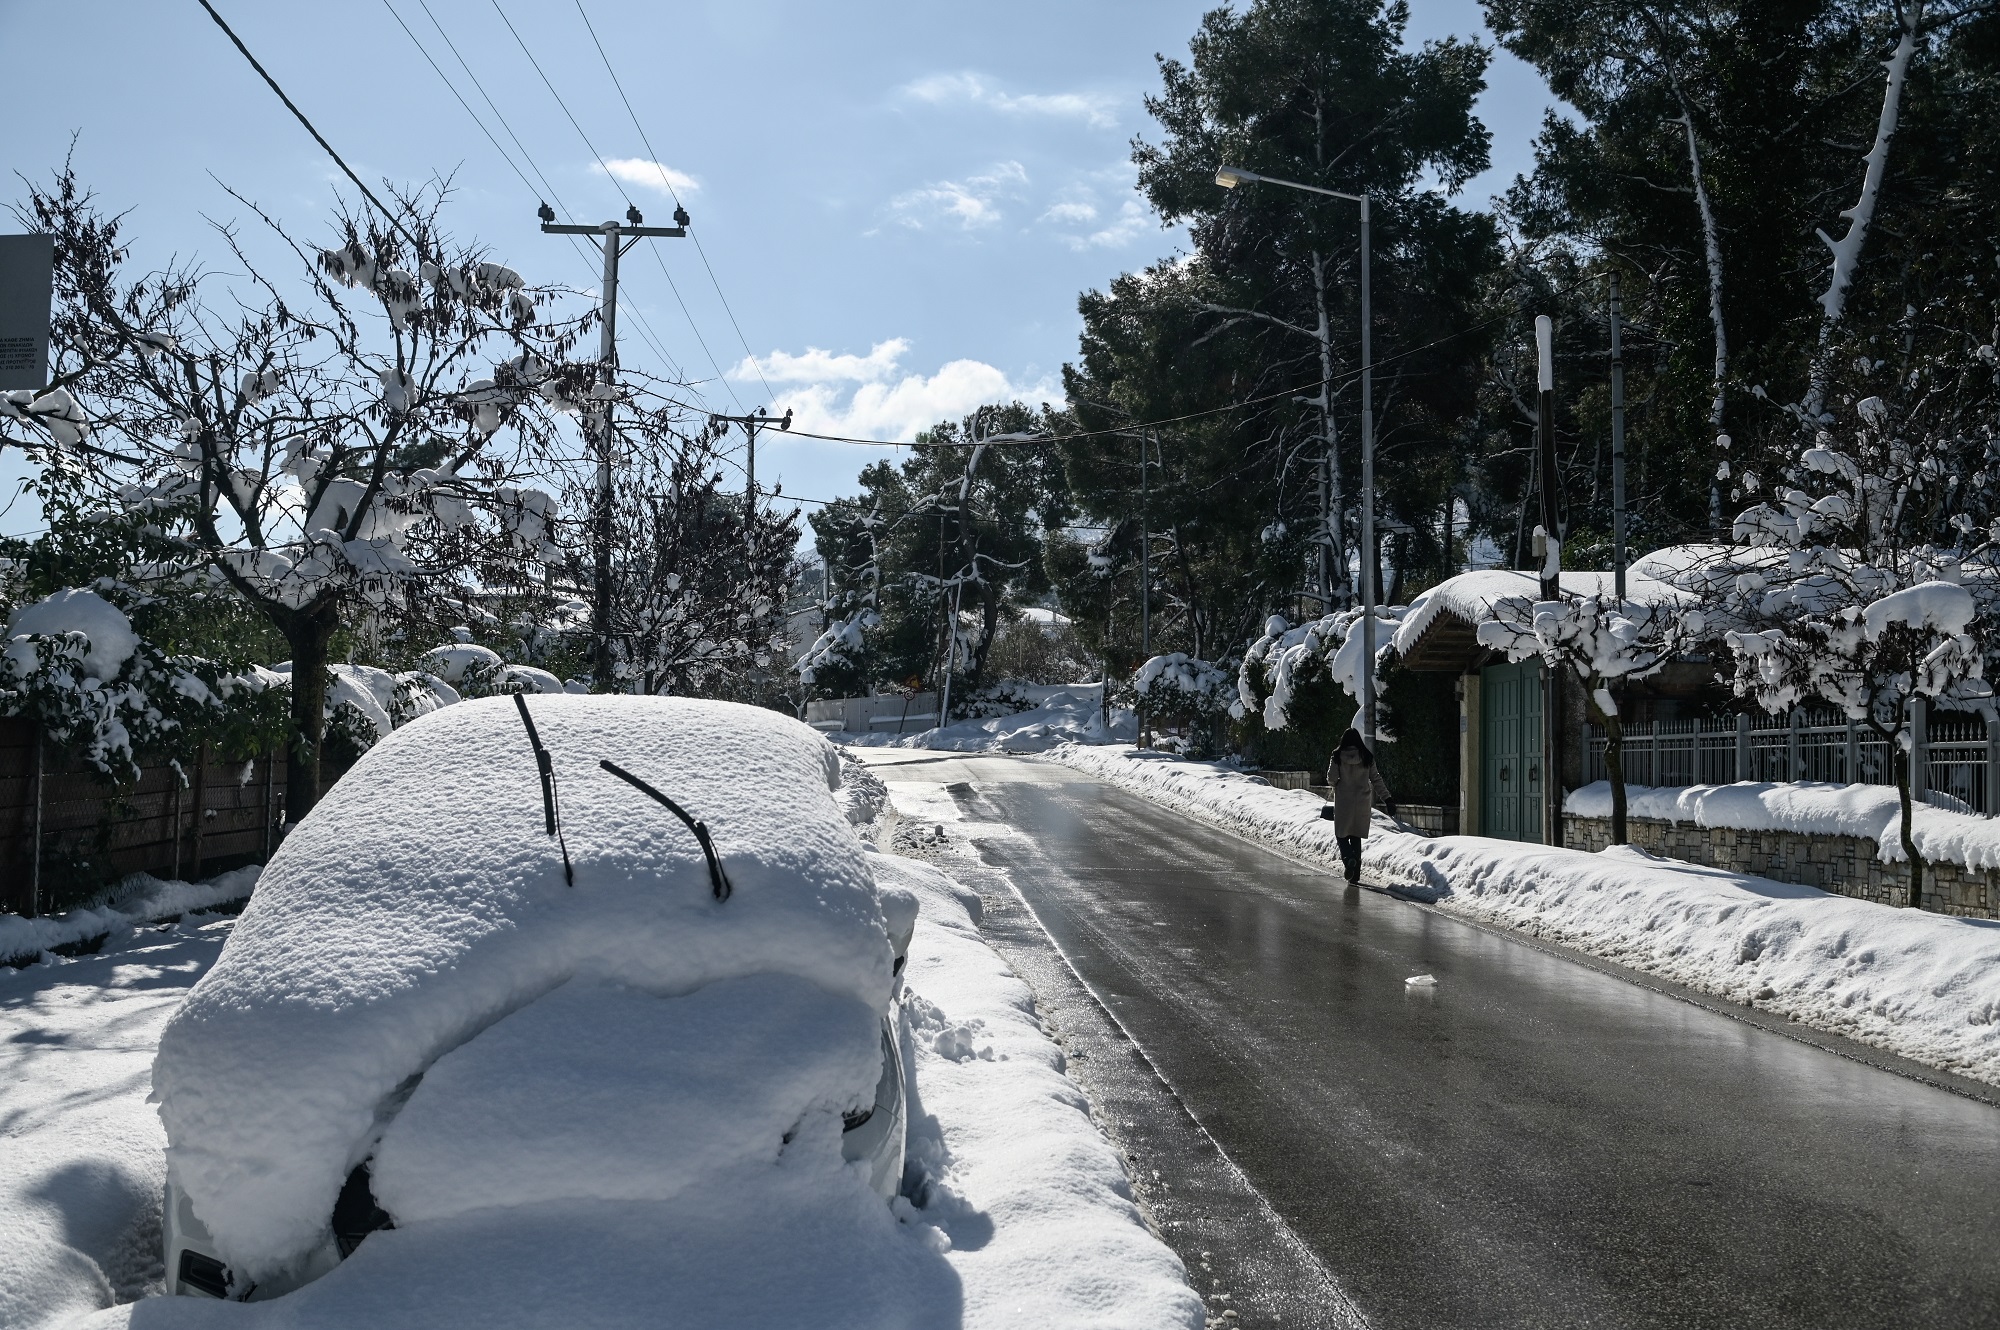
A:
1585 703 2000 818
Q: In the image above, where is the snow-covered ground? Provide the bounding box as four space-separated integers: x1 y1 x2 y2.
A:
840 684 1135 753
1 911 238 1328
870 851 1202 1329
1568 779 2000 871
0 871 259 968
1052 744 2000 1088
3 704 1197 1328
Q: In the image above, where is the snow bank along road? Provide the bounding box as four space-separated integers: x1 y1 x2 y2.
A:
855 750 2000 1330
2 820 1200 1325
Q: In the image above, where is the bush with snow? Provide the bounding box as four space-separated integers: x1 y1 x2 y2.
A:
1235 606 1404 737
1 588 288 779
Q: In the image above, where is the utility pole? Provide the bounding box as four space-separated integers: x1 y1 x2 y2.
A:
1534 315 1564 846
1609 272 1628 601
540 201 687 688
710 407 794 548
1140 430 1152 748
1357 194 1376 750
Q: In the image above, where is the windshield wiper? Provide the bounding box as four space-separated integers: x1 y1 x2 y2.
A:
598 759 734 901
514 694 574 886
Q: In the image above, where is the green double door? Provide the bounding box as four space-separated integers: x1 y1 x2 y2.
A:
1481 659 1543 842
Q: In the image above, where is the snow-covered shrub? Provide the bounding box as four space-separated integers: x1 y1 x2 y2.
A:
956 679 1034 720
798 608 879 691
1133 652 1233 757
1235 606 1404 734
1 589 289 779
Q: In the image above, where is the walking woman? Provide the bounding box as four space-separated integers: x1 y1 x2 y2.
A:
1321 728 1395 885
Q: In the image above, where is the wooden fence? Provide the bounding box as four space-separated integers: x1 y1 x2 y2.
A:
1 717 286 916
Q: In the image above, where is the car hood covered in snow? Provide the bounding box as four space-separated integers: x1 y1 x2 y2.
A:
152 695 896 1283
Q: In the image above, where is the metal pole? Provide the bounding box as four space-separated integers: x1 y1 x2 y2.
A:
1535 315 1563 844
1140 433 1151 661
1140 431 1152 748
1360 195 1377 749
593 224 621 688
1609 271 1627 601
29 728 43 918
263 745 276 858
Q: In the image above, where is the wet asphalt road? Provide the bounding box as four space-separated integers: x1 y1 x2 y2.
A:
867 753 2000 1330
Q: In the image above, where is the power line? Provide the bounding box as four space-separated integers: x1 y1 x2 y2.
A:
736 270 1608 452
196 0 420 250
486 0 744 407
571 0 780 407
389 0 686 382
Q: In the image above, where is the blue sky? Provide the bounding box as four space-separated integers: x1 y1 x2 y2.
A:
2 0 1560 536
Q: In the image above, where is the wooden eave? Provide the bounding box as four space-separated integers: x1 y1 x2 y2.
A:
1395 606 1486 673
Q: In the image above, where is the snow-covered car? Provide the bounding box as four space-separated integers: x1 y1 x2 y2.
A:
155 695 915 1301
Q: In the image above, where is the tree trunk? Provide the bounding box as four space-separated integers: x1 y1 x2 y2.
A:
282 607 340 826
1894 742 1925 911
1806 2 1922 418
1604 712 1629 846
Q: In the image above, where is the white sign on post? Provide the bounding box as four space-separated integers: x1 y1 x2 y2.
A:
0 234 56 391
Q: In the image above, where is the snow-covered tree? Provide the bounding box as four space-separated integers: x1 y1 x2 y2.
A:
599 417 799 698
1 588 288 779
3 172 610 817
1235 605 1404 734
1477 591 1702 844
1725 391 1997 908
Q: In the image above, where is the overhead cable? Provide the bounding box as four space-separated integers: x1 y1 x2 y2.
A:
486 0 744 406
388 0 686 380
572 0 780 406
196 0 421 250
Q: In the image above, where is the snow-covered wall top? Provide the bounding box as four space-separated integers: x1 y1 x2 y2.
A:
152 694 893 1281
1564 780 2000 873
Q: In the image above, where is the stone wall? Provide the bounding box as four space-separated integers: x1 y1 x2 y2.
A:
1563 814 1999 919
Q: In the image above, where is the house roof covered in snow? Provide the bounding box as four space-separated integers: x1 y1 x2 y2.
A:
1392 546 1725 672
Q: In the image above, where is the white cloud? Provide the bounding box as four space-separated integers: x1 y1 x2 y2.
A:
1055 197 1155 250
597 158 699 195
903 72 1118 129
729 338 908 385
1040 201 1098 225
887 161 1028 231
742 339 1057 441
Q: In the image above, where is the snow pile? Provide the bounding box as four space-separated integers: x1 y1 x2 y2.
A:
835 752 889 825
1 915 239 1329
1566 780 2000 871
151 696 896 1284
0 867 259 968
870 851 1206 1328
843 683 1136 753
1051 744 2000 1086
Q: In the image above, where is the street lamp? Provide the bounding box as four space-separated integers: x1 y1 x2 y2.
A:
1215 163 1379 748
